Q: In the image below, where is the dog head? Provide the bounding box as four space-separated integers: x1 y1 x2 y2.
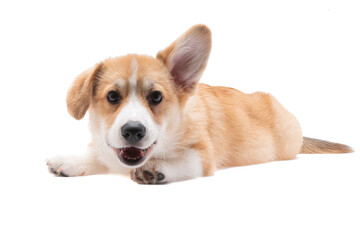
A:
66 24 211 168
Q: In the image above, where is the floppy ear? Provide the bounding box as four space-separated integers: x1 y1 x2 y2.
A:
66 63 103 120
156 24 212 92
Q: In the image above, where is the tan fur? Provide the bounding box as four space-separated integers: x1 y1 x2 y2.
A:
68 55 177 127
63 24 352 180
301 137 353 154
172 85 304 174
67 64 103 120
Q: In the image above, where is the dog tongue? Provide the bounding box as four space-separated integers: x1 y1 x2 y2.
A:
120 147 145 160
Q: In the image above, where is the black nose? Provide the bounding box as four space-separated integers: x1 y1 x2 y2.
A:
121 121 146 144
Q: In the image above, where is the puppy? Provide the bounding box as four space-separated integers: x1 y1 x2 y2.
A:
47 24 352 184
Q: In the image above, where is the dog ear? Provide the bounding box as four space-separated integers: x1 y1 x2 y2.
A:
156 24 212 92
66 63 103 120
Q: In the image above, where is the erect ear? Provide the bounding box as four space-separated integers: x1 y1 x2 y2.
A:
156 24 212 92
66 63 103 120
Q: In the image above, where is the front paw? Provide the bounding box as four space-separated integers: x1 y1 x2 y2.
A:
131 168 166 184
48 165 69 177
46 155 86 177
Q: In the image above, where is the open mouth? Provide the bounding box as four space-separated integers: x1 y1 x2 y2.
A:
113 142 155 167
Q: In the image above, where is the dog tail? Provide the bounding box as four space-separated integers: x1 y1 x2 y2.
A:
300 137 353 154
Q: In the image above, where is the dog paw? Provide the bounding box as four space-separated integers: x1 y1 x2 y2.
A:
131 167 166 184
46 155 86 177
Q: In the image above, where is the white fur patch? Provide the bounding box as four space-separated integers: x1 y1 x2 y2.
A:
107 92 159 150
146 149 203 182
129 58 138 88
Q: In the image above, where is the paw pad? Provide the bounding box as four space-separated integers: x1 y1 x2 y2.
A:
49 167 69 177
131 169 166 184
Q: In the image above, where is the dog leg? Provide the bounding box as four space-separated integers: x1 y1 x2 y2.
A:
130 149 204 184
46 147 108 177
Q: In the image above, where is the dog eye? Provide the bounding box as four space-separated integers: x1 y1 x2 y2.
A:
148 91 162 105
107 90 120 104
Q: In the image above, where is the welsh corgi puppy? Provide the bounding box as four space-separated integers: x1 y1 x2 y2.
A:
47 24 352 184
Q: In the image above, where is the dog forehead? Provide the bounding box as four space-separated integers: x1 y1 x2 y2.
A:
101 54 167 88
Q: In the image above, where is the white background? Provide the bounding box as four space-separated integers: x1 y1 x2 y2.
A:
0 0 359 239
